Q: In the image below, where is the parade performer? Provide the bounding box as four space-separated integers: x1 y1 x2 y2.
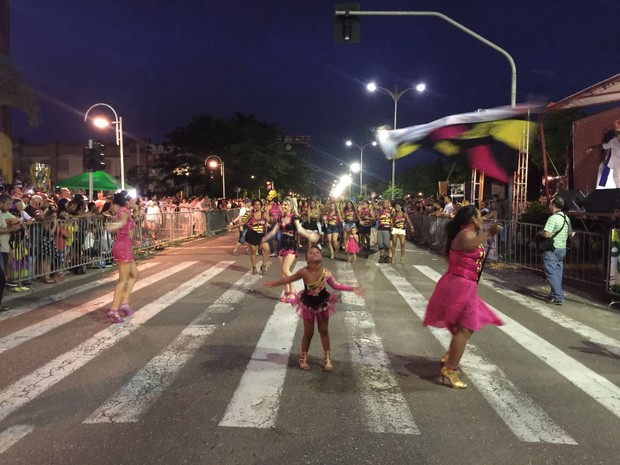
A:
376 199 394 263
264 245 362 371
345 225 360 263
391 203 414 264
357 200 374 251
105 192 139 324
423 205 502 389
323 201 342 259
341 200 358 252
229 198 252 255
262 197 319 302
241 199 271 274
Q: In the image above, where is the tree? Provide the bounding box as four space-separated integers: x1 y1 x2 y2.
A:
160 112 315 198
397 156 470 198
530 109 582 176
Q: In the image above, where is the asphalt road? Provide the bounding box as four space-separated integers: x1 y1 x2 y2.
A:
0 232 619 465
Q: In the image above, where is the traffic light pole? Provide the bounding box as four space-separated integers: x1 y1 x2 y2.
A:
334 9 517 107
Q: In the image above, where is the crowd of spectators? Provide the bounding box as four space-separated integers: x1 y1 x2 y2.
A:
0 182 244 304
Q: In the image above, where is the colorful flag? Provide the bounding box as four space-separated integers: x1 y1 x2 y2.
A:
375 104 541 183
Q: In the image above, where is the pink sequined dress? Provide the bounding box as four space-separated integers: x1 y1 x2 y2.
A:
423 245 503 334
111 206 135 262
292 267 353 322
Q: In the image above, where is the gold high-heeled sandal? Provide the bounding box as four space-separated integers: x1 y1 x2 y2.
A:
299 352 310 370
440 366 467 389
322 351 333 372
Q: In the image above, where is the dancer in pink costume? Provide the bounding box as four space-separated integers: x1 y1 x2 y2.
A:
265 245 361 372
423 205 502 389
105 192 139 323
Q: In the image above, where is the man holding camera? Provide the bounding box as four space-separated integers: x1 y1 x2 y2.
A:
539 195 571 305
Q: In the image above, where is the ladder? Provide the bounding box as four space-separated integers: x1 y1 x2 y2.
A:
511 149 529 221
470 168 485 207
511 123 530 221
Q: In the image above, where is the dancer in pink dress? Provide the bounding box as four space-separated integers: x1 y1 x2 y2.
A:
423 205 502 389
265 245 362 372
105 193 139 323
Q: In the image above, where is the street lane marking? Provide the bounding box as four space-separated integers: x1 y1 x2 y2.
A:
478 275 620 358
0 262 159 322
416 265 620 420
219 263 304 429
0 262 196 353
379 264 576 444
0 261 233 423
337 262 419 435
0 424 33 455
84 270 262 423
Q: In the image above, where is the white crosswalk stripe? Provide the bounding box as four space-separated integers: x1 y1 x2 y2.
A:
415 265 620 420
1 254 618 452
0 262 159 322
219 263 304 429
0 262 196 353
477 274 620 358
0 261 233 423
337 262 419 435
378 264 576 444
84 269 262 423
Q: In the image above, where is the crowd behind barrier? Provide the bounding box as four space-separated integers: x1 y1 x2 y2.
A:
410 212 608 288
5 207 239 290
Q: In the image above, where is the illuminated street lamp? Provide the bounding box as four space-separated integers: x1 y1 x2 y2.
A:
366 81 426 200
206 155 226 198
84 103 125 189
346 140 377 197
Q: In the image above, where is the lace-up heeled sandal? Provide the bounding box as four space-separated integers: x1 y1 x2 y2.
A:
323 351 333 372
299 352 310 370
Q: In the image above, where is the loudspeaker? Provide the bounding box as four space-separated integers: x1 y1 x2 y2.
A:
560 190 586 212
582 188 620 212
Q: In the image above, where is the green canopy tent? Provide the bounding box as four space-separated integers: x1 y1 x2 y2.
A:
55 171 134 191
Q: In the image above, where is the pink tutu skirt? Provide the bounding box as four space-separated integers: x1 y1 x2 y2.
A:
423 273 503 334
112 238 134 262
345 238 360 254
292 289 338 322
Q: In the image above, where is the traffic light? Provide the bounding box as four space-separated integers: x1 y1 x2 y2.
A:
334 3 360 44
93 141 105 171
82 141 105 171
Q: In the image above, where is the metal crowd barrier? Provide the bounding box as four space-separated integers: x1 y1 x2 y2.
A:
409 213 607 288
6 209 239 288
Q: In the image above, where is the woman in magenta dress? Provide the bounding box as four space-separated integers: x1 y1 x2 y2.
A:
423 205 502 389
265 245 362 372
104 192 139 323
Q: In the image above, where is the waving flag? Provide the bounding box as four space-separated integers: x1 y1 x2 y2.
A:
375 104 541 182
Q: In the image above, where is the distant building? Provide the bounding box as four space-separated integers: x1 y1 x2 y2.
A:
12 139 153 187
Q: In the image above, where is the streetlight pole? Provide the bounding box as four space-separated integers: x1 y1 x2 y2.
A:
346 140 377 197
367 82 425 200
206 155 226 198
84 103 125 189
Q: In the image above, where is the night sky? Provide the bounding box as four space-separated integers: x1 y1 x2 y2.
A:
9 0 620 187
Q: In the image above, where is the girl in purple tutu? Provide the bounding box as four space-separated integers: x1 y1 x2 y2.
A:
265 245 362 372
423 205 502 389
105 192 139 323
